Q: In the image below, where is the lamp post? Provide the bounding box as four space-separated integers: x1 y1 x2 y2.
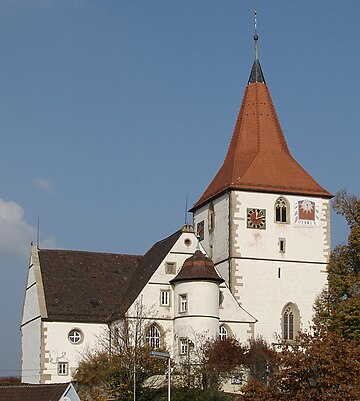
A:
150 351 171 401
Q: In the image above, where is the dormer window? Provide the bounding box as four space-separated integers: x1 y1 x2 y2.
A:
275 197 289 223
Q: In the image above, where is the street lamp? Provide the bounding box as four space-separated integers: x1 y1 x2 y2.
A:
150 351 171 401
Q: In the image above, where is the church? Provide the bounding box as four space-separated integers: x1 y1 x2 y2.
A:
20 27 331 385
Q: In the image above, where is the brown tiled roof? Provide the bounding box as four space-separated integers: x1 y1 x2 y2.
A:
170 250 224 284
110 230 182 320
0 383 69 401
39 229 183 323
191 81 332 211
39 249 142 322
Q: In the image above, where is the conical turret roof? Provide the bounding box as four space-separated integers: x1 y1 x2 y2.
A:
191 35 331 211
170 250 224 284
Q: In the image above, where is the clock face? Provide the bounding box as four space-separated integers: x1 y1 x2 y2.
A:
247 208 266 229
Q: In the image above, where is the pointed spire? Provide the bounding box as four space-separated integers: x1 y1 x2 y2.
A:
190 15 332 212
248 10 266 84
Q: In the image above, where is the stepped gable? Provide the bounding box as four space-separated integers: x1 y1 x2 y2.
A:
170 250 224 284
191 35 331 212
39 249 142 323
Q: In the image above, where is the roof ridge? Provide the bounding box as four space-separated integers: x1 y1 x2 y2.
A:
39 248 143 258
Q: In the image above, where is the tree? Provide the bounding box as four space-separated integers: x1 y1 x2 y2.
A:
315 190 360 344
200 337 246 390
242 191 360 400
74 300 168 401
243 337 278 386
242 328 360 401
175 335 246 393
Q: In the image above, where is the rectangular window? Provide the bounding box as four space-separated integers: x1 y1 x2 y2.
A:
58 362 68 376
165 262 176 274
160 290 170 306
179 294 187 313
278 267 281 279
197 220 204 241
179 338 188 355
279 238 286 253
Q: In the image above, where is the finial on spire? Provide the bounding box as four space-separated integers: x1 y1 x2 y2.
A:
254 10 259 61
248 10 265 84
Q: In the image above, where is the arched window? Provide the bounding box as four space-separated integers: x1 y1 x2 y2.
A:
275 197 288 223
219 325 228 341
282 303 300 341
145 325 161 349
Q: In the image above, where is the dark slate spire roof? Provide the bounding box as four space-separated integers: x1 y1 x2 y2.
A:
170 250 224 284
248 59 265 84
248 12 265 84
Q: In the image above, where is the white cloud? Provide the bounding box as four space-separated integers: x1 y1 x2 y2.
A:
34 178 55 194
0 199 56 258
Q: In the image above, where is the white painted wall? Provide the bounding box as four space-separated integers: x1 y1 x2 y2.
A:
42 321 106 383
127 230 255 362
193 193 230 264
231 191 330 263
193 190 330 344
21 253 42 384
173 280 220 343
21 319 41 383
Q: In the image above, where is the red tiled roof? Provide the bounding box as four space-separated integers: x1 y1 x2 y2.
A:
0 383 70 401
191 82 332 211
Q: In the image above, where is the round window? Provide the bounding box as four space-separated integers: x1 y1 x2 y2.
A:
68 329 83 344
184 238 192 247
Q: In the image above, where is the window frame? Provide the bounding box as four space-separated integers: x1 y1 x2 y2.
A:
165 262 176 275
275 197 289 224
179 294 187 313
179 338 189 355
279 238 286 253
160 289 170 306
219 325 228 341
145 324 161 349
282 303 300 341
208 203 215 232
57 362 68 376
68 329 83 345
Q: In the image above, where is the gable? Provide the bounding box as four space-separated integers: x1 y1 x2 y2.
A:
110 230 183 320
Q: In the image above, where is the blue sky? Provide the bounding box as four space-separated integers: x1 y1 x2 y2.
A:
0 1 359 377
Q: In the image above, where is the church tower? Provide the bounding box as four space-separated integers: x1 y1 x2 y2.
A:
191 15 332 343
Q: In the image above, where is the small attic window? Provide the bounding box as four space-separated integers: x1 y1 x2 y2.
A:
165 262 176 274
184 238 192 247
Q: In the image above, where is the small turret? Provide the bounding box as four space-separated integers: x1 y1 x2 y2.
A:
171 251 224 357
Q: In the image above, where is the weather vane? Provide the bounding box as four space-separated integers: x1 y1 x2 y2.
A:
253 10 259 61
